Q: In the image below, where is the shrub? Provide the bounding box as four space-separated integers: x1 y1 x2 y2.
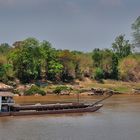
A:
94 68 104 81
53 85 72 94
119 56 140 81
12 89 20 95
24 85 46 96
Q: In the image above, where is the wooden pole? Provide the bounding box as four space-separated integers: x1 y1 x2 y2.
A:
77 93 79 103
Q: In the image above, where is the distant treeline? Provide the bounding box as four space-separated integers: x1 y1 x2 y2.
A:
0 16 140 83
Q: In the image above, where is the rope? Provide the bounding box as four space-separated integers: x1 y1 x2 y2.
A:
91 93 113 106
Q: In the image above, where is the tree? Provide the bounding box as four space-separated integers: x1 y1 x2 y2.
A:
94 67 104 82
8 38 40 83
92 48 103 68
40 41 59 80
69 51 93 79
119 56 140 81
0 62 13 82
112 35 132 59
0 53 14 82
0 43 11 55
132 16 140 49
92 49 117 79
101 49 113 78
47 60 63 81
111 53 119 80
9 38 63 82
58 50 76 82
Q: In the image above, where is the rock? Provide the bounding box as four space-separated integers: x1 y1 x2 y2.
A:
0 83 13 91
90 87 120 95
88 91 95 95
34 93 42 96
14 94 19 96
132 88 140 94
60 90 70 95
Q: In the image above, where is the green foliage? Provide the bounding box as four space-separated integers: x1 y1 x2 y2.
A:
111 54 119 80
9 38 77 83
75 62 83 79
132 16 140 48
0 43 11 54
53 85 72 94
39 41 59 80
92 49 118 79
9 38 45 83
12 89 20 95
94 67 104 81
112 35 133 59
24 85 46 96
0 63 13 82
92 48 103 68
48 60 63 81
113 86 130 93
9 46 38 83
0 32 138 84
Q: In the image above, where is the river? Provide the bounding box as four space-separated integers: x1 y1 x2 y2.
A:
0 94 140 140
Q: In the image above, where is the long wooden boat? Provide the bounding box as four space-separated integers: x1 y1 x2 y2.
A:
0 103 103 117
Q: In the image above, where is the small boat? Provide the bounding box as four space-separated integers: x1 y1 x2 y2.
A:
0 103 103 116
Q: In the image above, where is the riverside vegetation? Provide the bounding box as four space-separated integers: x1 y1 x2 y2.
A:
0 16 140 96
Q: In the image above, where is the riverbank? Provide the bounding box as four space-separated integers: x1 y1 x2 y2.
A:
42 78 140 95
14 94 138 104
75 79 140 93
1 78 140 98
12 78 140 104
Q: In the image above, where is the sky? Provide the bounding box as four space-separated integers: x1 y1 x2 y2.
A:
0 0 140 52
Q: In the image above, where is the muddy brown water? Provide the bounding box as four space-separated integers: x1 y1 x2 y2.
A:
0 94 140 140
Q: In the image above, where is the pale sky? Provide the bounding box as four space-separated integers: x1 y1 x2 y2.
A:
0 0 139 51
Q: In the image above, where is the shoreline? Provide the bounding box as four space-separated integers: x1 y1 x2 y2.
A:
13 93 139 104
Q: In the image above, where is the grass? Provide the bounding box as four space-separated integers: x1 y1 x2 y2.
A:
112 86 131 93
71 79 140 93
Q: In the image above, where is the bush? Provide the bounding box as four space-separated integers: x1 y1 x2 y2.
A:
119 56 140 81
0 63 14 83
12 89 20 95
94 68 104 81
24 85 46 96
53 85 72 94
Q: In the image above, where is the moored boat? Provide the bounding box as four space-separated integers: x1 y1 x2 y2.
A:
0 103 103 116
0 92 113 117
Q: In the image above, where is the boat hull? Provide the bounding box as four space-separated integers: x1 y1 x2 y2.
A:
0 104 103 117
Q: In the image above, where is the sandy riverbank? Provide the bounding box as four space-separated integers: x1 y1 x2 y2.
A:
14 93 137 104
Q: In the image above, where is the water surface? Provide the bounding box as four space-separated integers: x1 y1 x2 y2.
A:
0 95 140 140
